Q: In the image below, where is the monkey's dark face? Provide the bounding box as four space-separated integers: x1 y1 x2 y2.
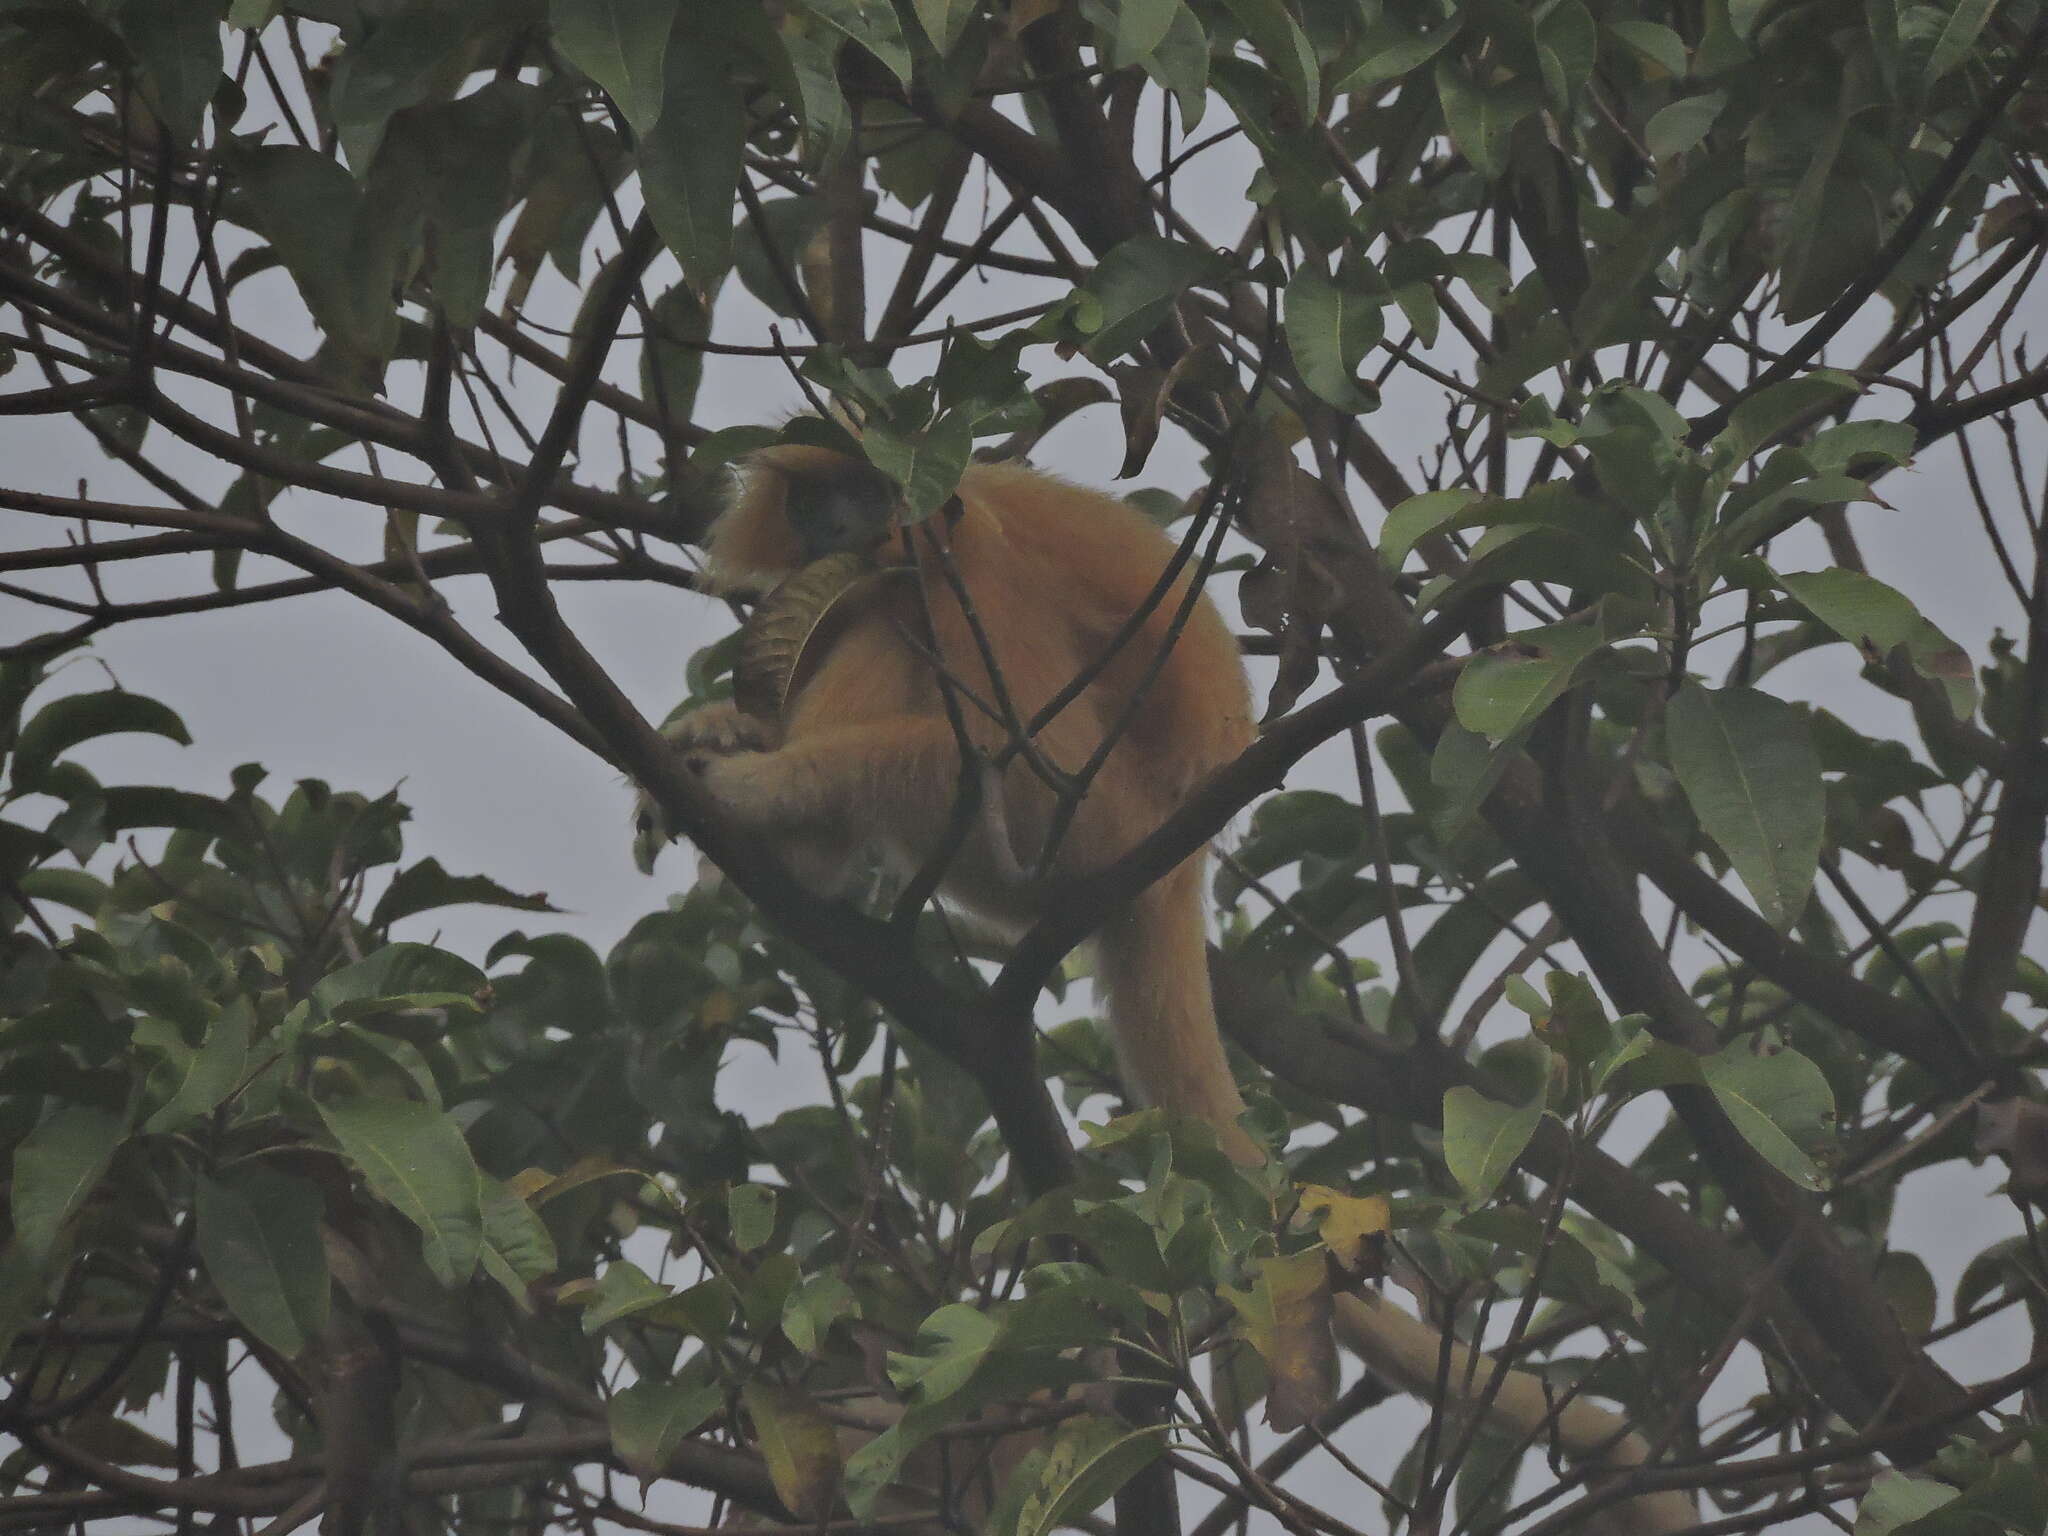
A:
783 461 899 562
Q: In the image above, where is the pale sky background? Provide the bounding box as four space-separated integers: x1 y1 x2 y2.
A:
2 39 2043 1532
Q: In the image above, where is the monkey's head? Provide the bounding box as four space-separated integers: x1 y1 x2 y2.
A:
706 445 902 593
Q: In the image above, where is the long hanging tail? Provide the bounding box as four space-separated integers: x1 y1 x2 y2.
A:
1094 858 1261 1164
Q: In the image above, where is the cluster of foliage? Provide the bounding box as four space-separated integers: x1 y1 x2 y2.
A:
4 0 2048 1533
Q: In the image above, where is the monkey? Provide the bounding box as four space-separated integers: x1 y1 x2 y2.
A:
647 443 1261 1163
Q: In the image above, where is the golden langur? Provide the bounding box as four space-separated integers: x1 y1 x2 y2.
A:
657 445 1259 1162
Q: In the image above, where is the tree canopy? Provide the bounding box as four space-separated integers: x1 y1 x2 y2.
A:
3 0 2048 1533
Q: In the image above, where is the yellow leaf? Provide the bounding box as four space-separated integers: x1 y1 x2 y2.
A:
743 1382 843 1520
1221 1249 1337 1431
1297 1185 1390 1274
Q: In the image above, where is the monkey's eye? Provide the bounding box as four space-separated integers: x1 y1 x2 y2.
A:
789 481 896 560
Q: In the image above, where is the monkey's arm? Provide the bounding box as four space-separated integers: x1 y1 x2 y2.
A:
688 715 978 832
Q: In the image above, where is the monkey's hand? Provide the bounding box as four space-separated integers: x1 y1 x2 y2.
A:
662 700 778 757
631 704 779 872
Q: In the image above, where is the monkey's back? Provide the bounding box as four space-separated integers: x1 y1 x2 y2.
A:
949 462 1255 804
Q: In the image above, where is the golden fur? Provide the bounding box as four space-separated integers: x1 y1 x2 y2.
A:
677 447 1259 1159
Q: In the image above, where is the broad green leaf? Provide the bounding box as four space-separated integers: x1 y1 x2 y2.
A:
1075 235 1221 362
11 1107 124 1260
910 0 971 52
1857 1474 1960 1536
1285 264 1384 411
229 145 396 365
863 410 974 521
1221 1249 1337 1429
888 1302 998 1402
1605 19 1687 76
1380 488 1483 570
782 1271 859 1355
194 1168 330 1358
743 1382 843 1521
478 1176 557 1302
728 1183 777 1252
1666 683 1824 932
1215 0 1320 113
1926 0 1997 85
579 1259 674 1330
1701 1040 1835 1191
1435 58 1536 179
141 997 253 1133
1441 1086 1543 1204
551 0 675 132
610 1376 722 1481
640 16 744 290
1095 0 1181 67
117 0 224 145
801 0 914 89
1710 372 1860 474
326 2 473 172
11 689 191 794
996 1414 1169 1536
311 943 486 1022
1780 569 1977 717
370 858 557 930
1452 620 1615 744
318 1097 484 1285
1337 18 1460 92
228 0 275 26
1645 91 1725 160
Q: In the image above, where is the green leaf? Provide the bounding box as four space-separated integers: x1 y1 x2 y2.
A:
311 943 486 1022
141 997 253 1134
1605 19 1688 76
11 689 191 794
1926 0 1997 85
1284 264 1384 411
864 409 974 521
1441 1086 1543 1204
370 859 557 930
581 1258 674 1329
1336 18 1460 92
743 1382 843 1521
1452 620 1616 744
1780 569 1977 717
326 3 473 172
994 1414 1169 1536
640 14 744 290
782 1270 859 1355
1095 0 1181 67
318 1097 484 1285
1645 91 1725 160
1666 683 1824 932
1215 0 1320 114
194 1168 330 1358
800 0 913 88
229 144 396 366
728 1183 777 1252
1381 488 1482 570
1075 235 1221 363
117 0 224 145
888 1301 999 1403
1701 1040 1835 1191
1435 57 1535 179
1858 1474 1961 1536
479 1176 557 1300
551 0 675 132
610 1376 722 1481
910 0 971 52
11 1107 124 1261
